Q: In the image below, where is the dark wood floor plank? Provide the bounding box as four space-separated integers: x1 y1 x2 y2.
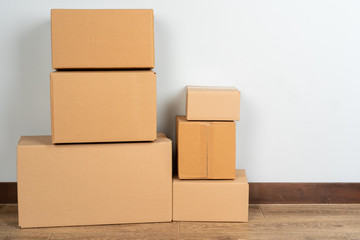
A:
179 222 250 234
240 232 348 240
0 205 5 212
260 204 360 218
178 233 348 240
50 233 180 240
179 217 360 234
246 233 348 240
0 204 18 213
0 234 50 240
0 204 18 228
36 232 353 240
249 204 264 220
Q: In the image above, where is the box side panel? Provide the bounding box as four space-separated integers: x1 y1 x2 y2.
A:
177 121 207 179
51 9 154 69
51 71 156 143
186 89 240 121
185 89 203 120
50 73 56 143
51 9 93 69
149 9 155 68
17 139 172 228
173 181 248 222
208 122 236 179
185 88 189 118
17 144 24 227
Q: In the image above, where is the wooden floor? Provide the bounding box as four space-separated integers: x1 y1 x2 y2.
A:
0 204 360 239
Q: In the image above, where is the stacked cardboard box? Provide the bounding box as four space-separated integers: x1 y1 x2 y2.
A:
17 9 249 228
174 86 249 222
17 9 172 228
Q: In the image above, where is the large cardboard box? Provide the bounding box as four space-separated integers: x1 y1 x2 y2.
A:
173 169 248 222
176 116 235 179
51 9 154 69
50 70 156 144
186 86 240 121
17 133 172 228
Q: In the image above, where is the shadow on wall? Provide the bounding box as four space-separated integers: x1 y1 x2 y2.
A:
164 88 186 175
154 16 186 174
3 20 51 181
236 92 253 172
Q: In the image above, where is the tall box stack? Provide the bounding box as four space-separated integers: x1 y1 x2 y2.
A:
17 9 172 228
50 9 156 143
174 86 249 222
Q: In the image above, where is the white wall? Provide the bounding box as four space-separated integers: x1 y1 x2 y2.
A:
1 0 360 182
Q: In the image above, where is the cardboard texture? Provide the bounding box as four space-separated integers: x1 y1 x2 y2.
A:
50 70 156 144
17 133 172 228
176 116 236 179
173 169 249 222
186 86 240 121
51 9 154 69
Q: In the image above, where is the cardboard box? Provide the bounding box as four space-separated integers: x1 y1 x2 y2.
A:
50 70 156 144
173 169 249 222
176 116 235 179
186 86 240 121
51 9 154 69
17 133 172 228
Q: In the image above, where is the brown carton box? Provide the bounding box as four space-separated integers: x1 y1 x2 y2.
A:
176 116 235 179
51 70 156 144
186 86 240 121
173 169 249 222
51 9 154 69
17 133 172 228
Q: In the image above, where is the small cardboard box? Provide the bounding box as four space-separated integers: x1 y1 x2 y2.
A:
17 133 172 228
176 116 235 179
51 9 154 69
50 70 156 144
173 169 249 222
186 86 240 121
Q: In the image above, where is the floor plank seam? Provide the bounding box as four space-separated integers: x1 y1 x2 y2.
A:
47 232 53 240
258 204 265 218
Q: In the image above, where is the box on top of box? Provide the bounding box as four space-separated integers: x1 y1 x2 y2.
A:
186 86 240 121
51 70 156 144
173 169 249 222
17 133 172 228
51 9 154 69
176 116 236 179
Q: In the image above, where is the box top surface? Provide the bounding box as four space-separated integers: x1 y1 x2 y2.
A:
19 133 169 146
51 9 153 13
177 116 235 125
187 86 239 92
51 70 155 75
173 170 247 184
